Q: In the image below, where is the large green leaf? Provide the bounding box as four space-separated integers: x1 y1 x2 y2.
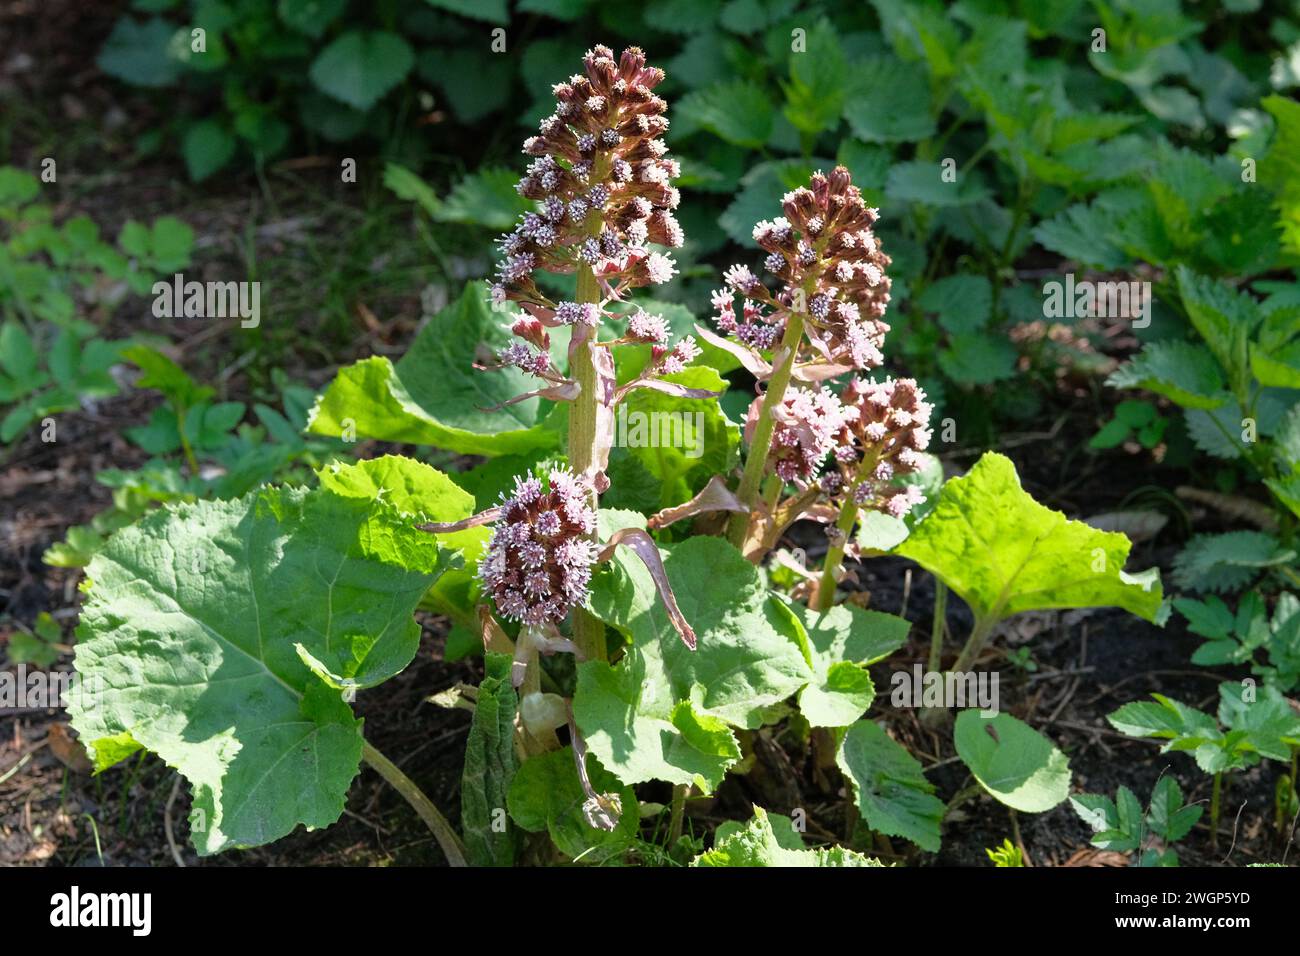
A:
617 366 740 508
507 746 639 860
842 56 935 143
573 659 742 792
916 275 992 334
317 454 485 557
587 534 813 728
462 652 518 866
886 161 991 207
896 452 1162 624
837 719 945 852
796 604 910 728
578 534 816 790
309 30 414 111
783 19 847 136
423 0 507 23
321 455 488 628
678 80 775 148
953 711 1071 813
307 282 558 456
68 460 458 854
97 17 182 88
692 807 885 867
937 333 1017 385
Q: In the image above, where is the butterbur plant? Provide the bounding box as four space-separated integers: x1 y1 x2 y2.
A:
485 44 702 662
68 44 1170 868
703 166 895 554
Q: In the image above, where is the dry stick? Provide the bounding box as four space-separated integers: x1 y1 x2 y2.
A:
1220 798 1248 864
361 740 467 866
727 311 807 549
570 262 607 662
1210 772 1223 852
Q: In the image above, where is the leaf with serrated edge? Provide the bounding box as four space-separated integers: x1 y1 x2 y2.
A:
1106 340 1229 410
462 652 518 866
68 460 455 854
896 452 1162 624
837 720 945 852
795 604 910 728
692 807 885 867
587 534 813 729
307 282 558 456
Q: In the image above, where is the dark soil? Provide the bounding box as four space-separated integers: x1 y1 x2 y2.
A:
6 366 1291 867
3 0 1296 869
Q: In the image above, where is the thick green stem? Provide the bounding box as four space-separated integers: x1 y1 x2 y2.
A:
952 614 997 674
761 474 783 512
815 496 859 610
928 580 948 672
668 783 687 845
1210 771 1222 851
727 312 807 550
814 451 880 610
362 740 467 867
570 263 607 662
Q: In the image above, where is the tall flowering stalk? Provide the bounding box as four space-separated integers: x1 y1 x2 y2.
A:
814 377 933 608
431 44 706 711
703 165 893 554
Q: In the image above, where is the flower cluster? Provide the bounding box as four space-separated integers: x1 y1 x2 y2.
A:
828 377 933 518
765 386 847 484
711 166 892 373
492 44 682 311
479 469 599 627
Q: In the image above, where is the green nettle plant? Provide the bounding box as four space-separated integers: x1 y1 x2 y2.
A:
1070 777 1202 867
1107 682 1300 850
1174 589 1300 693
1107 265 1300 594
70 45 1166 866
0 166 194 448
43 346 351 571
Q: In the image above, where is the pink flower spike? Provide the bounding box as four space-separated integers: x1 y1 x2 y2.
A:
477 468 598 626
